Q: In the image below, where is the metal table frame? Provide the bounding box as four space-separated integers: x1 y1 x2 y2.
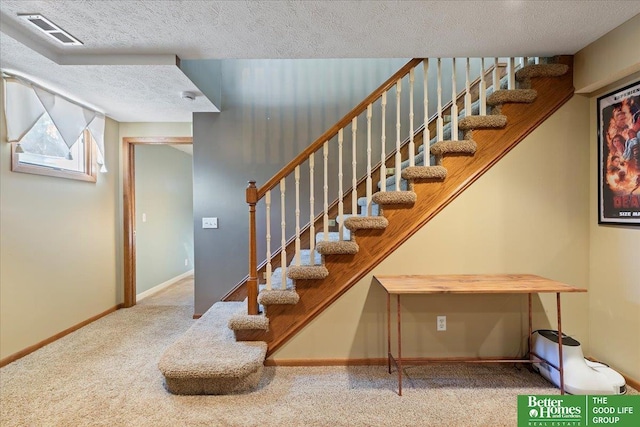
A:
375 274 587 396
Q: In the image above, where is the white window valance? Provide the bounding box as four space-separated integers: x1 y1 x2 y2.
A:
3 75 107 171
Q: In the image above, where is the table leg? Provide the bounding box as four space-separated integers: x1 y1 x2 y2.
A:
528 293 532 363
557 293 564 395
397 294 402 396
387 292 391 374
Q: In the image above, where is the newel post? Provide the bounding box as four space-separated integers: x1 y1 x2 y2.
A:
246 180 259 315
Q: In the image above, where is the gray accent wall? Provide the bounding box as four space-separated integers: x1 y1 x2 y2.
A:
193 58 410 314
135 145 194 294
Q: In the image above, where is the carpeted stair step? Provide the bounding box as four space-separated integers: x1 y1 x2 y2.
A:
371 190 416 205
458 115 507 131
515 63 569 89
430 140 478 157
287 265 329 280
228 313 269 332
158 301 267 395
257 289 299 306
486 89 537 106
344 216 389 231
315 239 359 255
401 165 448 181
487 89 537 114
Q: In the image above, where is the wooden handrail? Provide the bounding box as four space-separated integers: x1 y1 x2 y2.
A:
256 58 424 200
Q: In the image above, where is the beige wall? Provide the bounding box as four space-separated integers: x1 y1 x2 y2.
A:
0 82 120 359
574 14 640 94
579 18 640 380
118 122 192 141
588 76 640 378
272 95 591 361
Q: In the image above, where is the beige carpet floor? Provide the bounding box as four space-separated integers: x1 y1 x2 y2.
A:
1 277 636 427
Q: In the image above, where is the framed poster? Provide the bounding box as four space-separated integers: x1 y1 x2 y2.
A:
597 81 640 225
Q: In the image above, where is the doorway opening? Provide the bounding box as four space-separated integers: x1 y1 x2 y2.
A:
122 136 193 307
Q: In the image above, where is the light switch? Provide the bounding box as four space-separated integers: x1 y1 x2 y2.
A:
202 217 218 229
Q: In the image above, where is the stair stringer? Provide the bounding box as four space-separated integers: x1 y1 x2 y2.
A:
237 57 574 357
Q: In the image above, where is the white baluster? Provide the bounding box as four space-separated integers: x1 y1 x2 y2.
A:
294 166 300 266
366 104 372 216
380 92 387 192
437 58 443 142
351 117 358 217
280 178 287 290
338 129 344 240
423 59 430 166
409 68 415 167
323 141 329 241
465 58 471 117
395 78 402 191
309 153 315 264
451 58 458 141
480 57 487 116
493 57 499 93
508 57 515 90
265 190 272 290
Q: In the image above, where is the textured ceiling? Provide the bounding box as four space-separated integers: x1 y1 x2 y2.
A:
1 1 639 122
0 33 216 122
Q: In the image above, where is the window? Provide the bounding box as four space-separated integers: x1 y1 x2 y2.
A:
11 113 96 182
4 75 106 182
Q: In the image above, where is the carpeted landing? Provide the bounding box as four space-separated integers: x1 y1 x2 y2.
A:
1 280 636 427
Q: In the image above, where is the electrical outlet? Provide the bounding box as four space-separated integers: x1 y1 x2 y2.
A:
437 315 446 331
386 168 395 176
184 259 188 266
328 219 336 227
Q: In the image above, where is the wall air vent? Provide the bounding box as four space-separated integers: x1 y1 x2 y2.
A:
18 14 83 46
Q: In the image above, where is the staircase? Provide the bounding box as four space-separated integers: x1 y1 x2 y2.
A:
159 55 574 395
228 56 574 354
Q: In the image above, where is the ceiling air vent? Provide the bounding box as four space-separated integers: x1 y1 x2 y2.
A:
18 14 83 46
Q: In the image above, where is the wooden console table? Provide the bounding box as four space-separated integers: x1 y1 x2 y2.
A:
374 274 587 396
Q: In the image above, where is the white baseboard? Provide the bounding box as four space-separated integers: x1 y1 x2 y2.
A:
136 269 194 301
